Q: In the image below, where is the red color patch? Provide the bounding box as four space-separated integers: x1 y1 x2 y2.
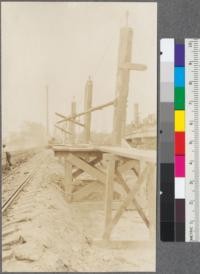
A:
175 132 185 155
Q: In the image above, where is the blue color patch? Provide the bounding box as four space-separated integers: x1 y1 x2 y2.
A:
175 67 185 87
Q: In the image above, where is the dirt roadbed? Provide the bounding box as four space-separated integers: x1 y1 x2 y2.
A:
2 149 155 272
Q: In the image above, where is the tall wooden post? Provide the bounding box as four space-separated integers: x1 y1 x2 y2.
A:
112 27 133 145
84 77 93 143
112 18 146 146
69 100 76 144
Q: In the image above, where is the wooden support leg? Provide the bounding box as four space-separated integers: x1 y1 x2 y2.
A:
115 169 149 228
64 157 73 202
104 154 116 241
103 164 150 240
147 164 156 241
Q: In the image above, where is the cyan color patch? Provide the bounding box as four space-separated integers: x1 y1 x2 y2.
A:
175 67 185 87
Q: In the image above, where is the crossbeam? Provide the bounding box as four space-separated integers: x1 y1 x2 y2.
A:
56 113 84 127
55 125 72 135
55 99 115 124
72 156 102 178
119 63 147 71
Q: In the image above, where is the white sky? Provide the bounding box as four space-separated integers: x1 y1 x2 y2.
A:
2 2 157 138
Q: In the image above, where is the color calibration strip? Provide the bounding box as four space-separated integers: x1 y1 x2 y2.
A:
160 39 200 242
160 39 175 241
174 42 185 241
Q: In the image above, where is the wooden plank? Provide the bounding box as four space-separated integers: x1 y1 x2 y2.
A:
102 164 150 239
53 145 156 163
53 145 96 152
72 156 102 178
55 113 84 127
64 157 73 202
66 153 122 197
66 153 106 183
55 100 115 124
115 169 149 228
115 170 130 193
117 159 139 176
97 146 156 163
104 154 116 240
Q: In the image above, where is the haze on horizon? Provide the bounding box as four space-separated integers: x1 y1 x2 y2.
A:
2 2 157 140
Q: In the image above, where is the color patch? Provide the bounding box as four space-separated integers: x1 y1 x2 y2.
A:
175 178 185 198
175 132 185 155
175 155 185 177
161 63 174 82
175 44 185 66
175 87 185 109
175 67 185 87
175 110 185 131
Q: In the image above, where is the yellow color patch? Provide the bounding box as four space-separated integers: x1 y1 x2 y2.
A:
175 110 185 131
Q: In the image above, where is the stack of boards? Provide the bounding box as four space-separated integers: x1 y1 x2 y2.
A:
160 39 200 242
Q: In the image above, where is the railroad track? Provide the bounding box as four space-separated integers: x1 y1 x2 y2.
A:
2 166 39 214
2 151 46 214
2 150 50 264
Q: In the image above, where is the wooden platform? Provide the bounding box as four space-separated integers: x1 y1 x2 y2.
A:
53 144 156 163
52 144 156 245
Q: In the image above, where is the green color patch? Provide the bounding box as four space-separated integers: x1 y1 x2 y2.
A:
175 87 185 110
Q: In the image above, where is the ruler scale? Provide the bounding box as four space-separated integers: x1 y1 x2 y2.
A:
160 38 200 242
185 39 200 242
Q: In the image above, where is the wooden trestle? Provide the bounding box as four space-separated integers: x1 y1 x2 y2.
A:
53 17 155 247
53 145 156 245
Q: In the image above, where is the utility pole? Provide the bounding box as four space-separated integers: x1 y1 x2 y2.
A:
46 86 49 137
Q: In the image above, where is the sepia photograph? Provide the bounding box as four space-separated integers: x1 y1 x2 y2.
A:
1 2 157 272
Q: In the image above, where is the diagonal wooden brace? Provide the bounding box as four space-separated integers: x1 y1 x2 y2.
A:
72 155 102 178
115 169 149 228
103 164 151 240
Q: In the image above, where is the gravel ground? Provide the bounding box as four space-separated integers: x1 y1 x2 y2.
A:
2 149 155 272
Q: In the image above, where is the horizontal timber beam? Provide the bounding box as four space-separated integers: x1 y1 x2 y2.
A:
55 99 115 124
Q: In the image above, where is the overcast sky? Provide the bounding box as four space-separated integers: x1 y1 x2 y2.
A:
2 2 157 138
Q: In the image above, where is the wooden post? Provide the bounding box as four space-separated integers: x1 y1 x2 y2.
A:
84 77 93 143
112 19 146 146
112 26 133 145
64 157 73 202
69 100 76 144
103 154 116 241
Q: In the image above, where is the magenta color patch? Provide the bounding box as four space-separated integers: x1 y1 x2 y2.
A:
175 156 185 177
